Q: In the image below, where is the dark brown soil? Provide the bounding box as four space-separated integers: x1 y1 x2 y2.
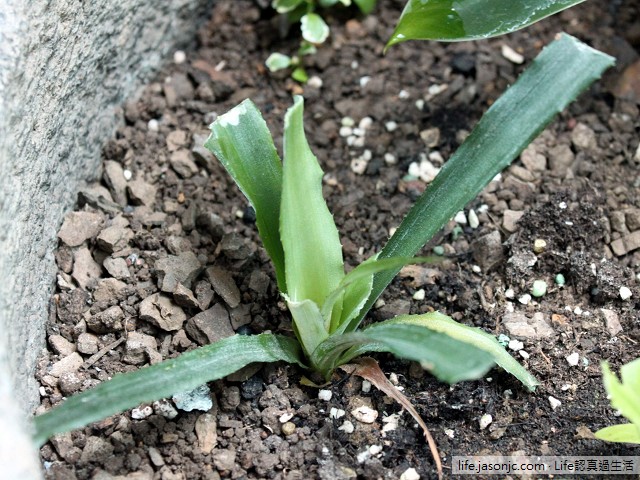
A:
37 0 640 479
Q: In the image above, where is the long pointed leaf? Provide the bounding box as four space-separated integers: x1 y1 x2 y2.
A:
205 100 286 290
387 0 585 47
312 320 495 383
383 313 539 390
281 96 344 306
356 34 615 327
33 334 304 446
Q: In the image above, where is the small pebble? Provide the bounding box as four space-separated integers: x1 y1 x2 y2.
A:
555 274 566 286
472 265 481 273
279 412 294 423
341 117 355 127
444 429 455 439
479 413 493 430
619 286 632 300
338 420 355 434
415 99 425 110
131 405 153 420
384 153 397 165
173 50 186 64
398 89 410 99
533 239 547 253
504 288 515 299
339 126 353 137
508 339 524 351
148 119 159 131
413 289 425 301
531 280 547 297
519 350 530 360
433 245 444 256
307 76 323 88
558 201 567 209
454 211 467 224
123 169 132 181
566 352 580 367
468 209 479 229
351 405 378 423
318 389 332 401
359 117 373 130
548 396 562 410
369 445 383 455
329 408 345 419
282 422 296 436
400 467 420 480
359 76 371 87
518 293 532 305
385 121 398 132
350 158 368 175
501 44 524 64
361 380 372 393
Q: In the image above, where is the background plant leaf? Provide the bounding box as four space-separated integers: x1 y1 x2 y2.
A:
301 13 330 44
205 100 286 291
281 96 344 306
599 360 640 432
594 424 640 445
354 34 615 331
354 0 376 14
387 0 585 47
266 52 292 72
33 334 304 446
272 0 305 14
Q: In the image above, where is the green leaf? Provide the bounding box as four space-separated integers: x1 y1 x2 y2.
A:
312 319 495 383
204 100 286 291
320 256 438 334
601 360 640 428
354 0 376 14
266 53 292 72
595 424 640 445
281 96 344 306
301 13 330 44
286 296 329 359
298 42 318 56
385 313 538 390
355 34 615 329
33 334 304 446
387 0 585 47
319 0 342 6
291 66 309 83
272 0 305 14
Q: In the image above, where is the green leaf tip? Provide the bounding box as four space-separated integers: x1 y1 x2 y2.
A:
281 96 344 307
594 359 640 443
370 313 539 390
33 334 304 446
204 99 287 291
386 0 587 48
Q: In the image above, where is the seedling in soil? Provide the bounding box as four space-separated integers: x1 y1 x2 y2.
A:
595 359 640 444
33 34 613 478
266 0 376 82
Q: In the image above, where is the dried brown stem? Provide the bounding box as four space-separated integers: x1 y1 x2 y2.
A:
341 357 443 480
